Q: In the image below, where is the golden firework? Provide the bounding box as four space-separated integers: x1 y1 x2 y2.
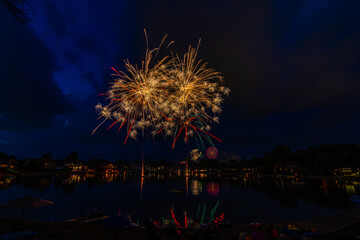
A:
93 33 172 143
93 35 230 149
159 42 230 148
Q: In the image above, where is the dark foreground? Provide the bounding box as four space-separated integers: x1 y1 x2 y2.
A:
1 210 360 240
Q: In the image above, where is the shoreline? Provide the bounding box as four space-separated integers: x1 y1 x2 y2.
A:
1 208 360 239
0 171 351 179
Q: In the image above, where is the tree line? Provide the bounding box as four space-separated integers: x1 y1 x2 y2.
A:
1 143 360 174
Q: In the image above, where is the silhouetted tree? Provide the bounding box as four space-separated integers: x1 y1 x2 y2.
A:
115 158 128 170
0 0 33 21
166 160 175 169
313 154 332 174
0 152 9 162
40 152 55 170
65 151 80 163
87 157 110 171
261 145 292 173
158 158 166 167
145 158 156 168
23 158 43 171
42 152 52 160
227 159 240 169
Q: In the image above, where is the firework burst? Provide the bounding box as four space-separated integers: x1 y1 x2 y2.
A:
160 42 230 149
93 33 172 143
93 35 229 149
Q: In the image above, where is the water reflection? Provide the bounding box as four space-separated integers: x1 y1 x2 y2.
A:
0 177 14 190
140 176 144 200
320 178 329 195
0 174 358 214
346 184 356 195
191 180 203 196
207 182 219 197
160 201 224 231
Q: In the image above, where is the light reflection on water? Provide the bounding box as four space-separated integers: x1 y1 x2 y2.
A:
0 174 358 225
191 180 203 196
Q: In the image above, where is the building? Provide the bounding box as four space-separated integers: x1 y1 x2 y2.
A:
274 162 303 175
0 158 18 170
332 168 359 176
65 162 88 172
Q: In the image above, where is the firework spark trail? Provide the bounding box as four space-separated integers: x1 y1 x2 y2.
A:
170 207 181 227
93 34 229 150
196 203 201 220
209 200 220 222
93 33 173 142
163 42 230 149
200 202 207 225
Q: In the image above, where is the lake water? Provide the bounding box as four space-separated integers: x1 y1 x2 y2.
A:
0 173 358 225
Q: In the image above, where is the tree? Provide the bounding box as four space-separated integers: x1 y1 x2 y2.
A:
87 157 109 171
145 158 156 168
65 151 80 163
158 158 166 167
313 154 333 174
0 0 33 22
227 159 239 169
42 152 52 160
115 158 128 169
262 145 292 173
40 152 55 169
264 145 292 163
0 152 9 162
23 158 43 170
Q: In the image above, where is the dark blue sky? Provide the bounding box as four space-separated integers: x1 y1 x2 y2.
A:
1 0 360 161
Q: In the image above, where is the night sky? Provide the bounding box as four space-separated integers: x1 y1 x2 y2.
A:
1 0 360 162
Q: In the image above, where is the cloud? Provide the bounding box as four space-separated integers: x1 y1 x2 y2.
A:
29 0 132 99
0 21 74 131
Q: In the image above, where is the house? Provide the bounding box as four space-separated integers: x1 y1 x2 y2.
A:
99 163 117 173
128 161 143 172
241 168 257 177
0 157 18 169
274 162 303 175
332 168 359 176
43 158 56 169
65 162 88 172
23 157 55 170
